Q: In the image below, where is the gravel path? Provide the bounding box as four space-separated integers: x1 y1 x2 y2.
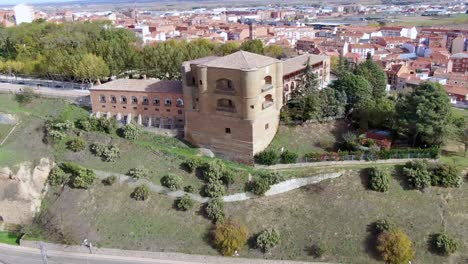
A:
95 170 344 203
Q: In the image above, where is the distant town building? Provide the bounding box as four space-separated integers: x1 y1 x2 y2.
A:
13 4 34 25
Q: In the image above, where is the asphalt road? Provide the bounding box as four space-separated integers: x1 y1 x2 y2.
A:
0 244 206 264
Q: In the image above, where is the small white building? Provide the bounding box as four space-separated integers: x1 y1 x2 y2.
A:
14 4 34 25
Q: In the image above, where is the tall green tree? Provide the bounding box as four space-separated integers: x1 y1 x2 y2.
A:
395 82 451 147
330 72 373 114
216 41 240 56
74 53 109 85
240 39 264 54
263 44 284 59
354 56 387 98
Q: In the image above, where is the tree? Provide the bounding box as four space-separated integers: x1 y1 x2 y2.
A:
240 39 264 54
73 53 109 85
377 228 415 264
395 82 451 147
318 88 346 119
212 218 249 256
216 41 240 56
354 57 387 98
263 44 284 59
330 72 372 115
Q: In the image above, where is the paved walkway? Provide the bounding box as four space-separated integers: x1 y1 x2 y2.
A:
0 83 90 98
95 170 344 203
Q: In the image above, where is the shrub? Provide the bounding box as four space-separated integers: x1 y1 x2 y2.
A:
247 172 283 196
176 194 195 211
121 123 141 141
48 130 65 140
90 142 120 162
368 167 390 192
89 117 116 133
127 166 149 179
204 179 226 198
15 87 37 104
52 120 74 131
61 162 96 189
432 233 458 256
76 119 92 131
102 175 117 186
402 160 432 189
311 242 327 258
67 137 86 152
374 219 397 233
161 174 182 191
205 198 225 223
183 157 204 173
254 150 278 165
431 163 461 188
341 132 359 151
255 228 280 252
212 218 248 256
132 185 150 201
280 150 298 164
184 185 194 193
48 167 68 186
377 228 415 264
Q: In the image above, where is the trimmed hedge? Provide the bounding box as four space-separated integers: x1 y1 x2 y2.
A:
254 150 278 165
368 167 390 192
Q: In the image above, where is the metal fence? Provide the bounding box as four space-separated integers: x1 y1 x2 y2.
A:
299 152 436 163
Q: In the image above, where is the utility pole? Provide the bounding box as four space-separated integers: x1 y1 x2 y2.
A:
39 241 48 264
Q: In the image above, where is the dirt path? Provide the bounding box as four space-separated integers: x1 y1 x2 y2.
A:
95 170 344 203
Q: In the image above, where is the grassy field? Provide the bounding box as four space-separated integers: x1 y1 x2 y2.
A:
0 123 13 142
27 167 468 263
0 231 20 245
266 120 350 157
388 14 468 27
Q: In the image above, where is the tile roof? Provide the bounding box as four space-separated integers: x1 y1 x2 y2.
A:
91 79 183 94
283 53 328 75
200 51 279 70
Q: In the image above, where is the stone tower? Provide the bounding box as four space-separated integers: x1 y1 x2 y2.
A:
181 51 283 164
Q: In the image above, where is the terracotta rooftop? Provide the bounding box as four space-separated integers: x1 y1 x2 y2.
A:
91 79 183 94
200 51 279 70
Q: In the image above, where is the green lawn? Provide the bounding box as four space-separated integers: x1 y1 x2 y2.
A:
0 231 20 245
0 123 14 142
390 14 468 27
27 167 468 263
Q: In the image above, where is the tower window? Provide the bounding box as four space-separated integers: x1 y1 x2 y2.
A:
225 128 231 134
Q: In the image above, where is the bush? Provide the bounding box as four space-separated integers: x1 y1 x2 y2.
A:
67 137 86 152
52 120 74 131
377 228 415 264
311 242 327 258
127 166 149 179
132 185 150 201
76 119 92 131
204 179 226 198
184 185 194 193
48 130 65 140
212 218 248 256
102 175 117 186
200 159 234 185
432 163 461 188
121 123 141 141
160 174 182 191
402 160 432 189
368 167 390 192
374 219 397 233
432 233 458 256
247 172 284 196
89 117 116 134
48 167 68 186
205 198 225 223
176 194 195 211
15 87 37 104
61 162 96 189
254 150 278 165
90 143 120 162
255 228 280 252
279 150 298 164
183 157 204 173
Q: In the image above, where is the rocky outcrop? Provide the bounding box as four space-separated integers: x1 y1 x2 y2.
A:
0 158 52 225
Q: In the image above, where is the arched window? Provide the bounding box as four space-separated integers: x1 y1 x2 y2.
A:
99 95 106 103
131 96 138 104
284 84 290 92
215 79 235 94
153 97 160 105
264 76 272 85
176 98 184 107
217 98 236 112
263 94 274 109
110 95 116 103
142 96 149 105
121 96 127 104
165 98 172 106
291 82 295 89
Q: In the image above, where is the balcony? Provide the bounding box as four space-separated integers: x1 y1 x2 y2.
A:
216 106 236 113
262 101 274 110
261 84 273 92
